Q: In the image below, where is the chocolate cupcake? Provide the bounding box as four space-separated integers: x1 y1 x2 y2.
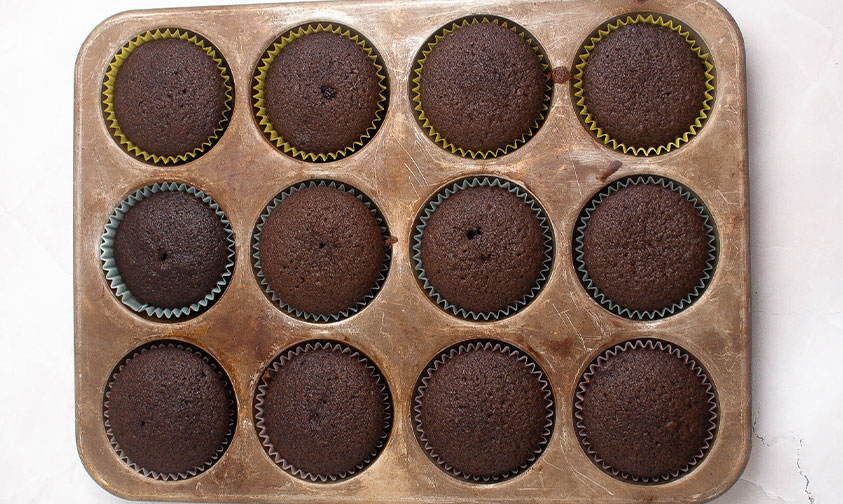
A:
101 182 235 319
254 341 392 482
574 339 718 483
573 176 717 319
413 341 554 482
573 14 714 156
253 23 388 161
253 181 391 322
413 177 553 320
103 29 233 164
103 341 236 480
412 17 551 158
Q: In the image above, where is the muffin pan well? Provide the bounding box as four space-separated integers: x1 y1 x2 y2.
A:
74 0 749 502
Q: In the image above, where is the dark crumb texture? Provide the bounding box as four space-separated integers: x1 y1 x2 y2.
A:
581 183 710 313
419 22 547 152
420 185 546 314
578 344 714 481
259 186 385 317
417 346 549 480
106 346 232 477
113 191 229 309
264 31 380 154
259 346 389 478
113 38 227 157
582 22 707 149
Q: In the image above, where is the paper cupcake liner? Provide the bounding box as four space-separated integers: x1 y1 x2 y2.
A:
413 340 555 483
252 23 389 162
252 180 391 322
572 14 715 156
410 16 552 159
100 182 236 320
102 340 237 481
412 176 554 321
573 338 719 484
253 340 392 482
102 28 234 165
572 175 718 320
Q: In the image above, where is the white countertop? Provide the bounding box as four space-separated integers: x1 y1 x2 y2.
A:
0 0 840 502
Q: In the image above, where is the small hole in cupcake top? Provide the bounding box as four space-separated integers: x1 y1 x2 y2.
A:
466 227 481 240
320 84 337 100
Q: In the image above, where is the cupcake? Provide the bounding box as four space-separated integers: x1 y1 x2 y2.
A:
574 339 718 483
573 14 714 155
101 183 235 319
253 181 390 322
102 29 233 164
413 341 554 482
412 17 551 158
103 341 236 480
413 177 553 320
574 176 717 319
253 24 388 161
254 341 391 482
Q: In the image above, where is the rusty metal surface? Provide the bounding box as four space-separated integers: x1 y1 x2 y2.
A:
73 0 749 502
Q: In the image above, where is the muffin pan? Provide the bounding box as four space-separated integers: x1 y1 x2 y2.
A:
73 0 749 502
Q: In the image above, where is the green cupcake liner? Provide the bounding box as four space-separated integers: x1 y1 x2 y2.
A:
102 28 234 165
413 339 555 483
412 176 554 321
572 175 718 320
252 180 391 322
252 23 389 162
410 16 552 159
103 340 237 481
573 338 719 483
100 182 236 320
572 14 715 156
253 340 392 482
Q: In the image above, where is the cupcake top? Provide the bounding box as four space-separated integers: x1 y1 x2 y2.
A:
418 21 547 153
263 30 381 155
112 190 230 310
105 344 234 478
575 340 717 482
112 36 228 158
255 342 390 481
418 184 547 316
579 181 712 315
581 21 708 149
414 342 552 481
257 185 386 318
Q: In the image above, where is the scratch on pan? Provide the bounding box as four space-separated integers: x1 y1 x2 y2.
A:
571 466 615 496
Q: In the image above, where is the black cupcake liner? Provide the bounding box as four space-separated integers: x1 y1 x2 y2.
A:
102 340 237 481
253 341 392 482
413 340 555 483
573 338 719 484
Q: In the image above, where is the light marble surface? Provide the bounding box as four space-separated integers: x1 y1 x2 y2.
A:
0 0 840 502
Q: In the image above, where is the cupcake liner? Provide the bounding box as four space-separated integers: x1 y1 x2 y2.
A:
102 28 234 165
100 182 236 320
573 175 718 320
573 338 719 484
102 340 237 481
410 16 552 159
253 340 392 482
572 14 715 156
413 340 555 483
252 23 389 162
412 176 554 321
252 180 391 322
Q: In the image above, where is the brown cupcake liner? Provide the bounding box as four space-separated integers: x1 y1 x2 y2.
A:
573 338 719 484
102 340 237 481
253 341 393 483
410 15 552 159
101 28 234 165
413 340 555 483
